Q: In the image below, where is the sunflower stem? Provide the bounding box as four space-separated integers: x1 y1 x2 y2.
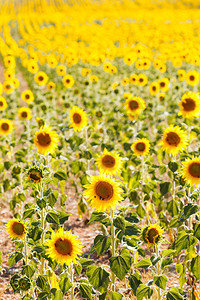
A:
110 208 116 292
40 182 46 275
24 236 28 265
156 245 161 300
69 263 75 300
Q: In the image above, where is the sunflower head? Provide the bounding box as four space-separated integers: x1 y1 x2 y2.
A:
27 166 43 183
178 91 200 119
69 106 88 132
21 90 34 103
45 228 83 265
0 119 13 135
125 96 146 116
34 125 59 155
84 173 123 212
161 125 188 155
142 224 163 247
96 149 123 175
6 218 26 239
18 107 32 120
182 157 200 187
131 138 150 156
62 74 75 88
0 96 7 110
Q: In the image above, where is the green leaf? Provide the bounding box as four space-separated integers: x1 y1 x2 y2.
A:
79 258 94 268
79 282 92 299
52 290 63 300
36 275 49 290
87 265 110 293
168 162 179 173
160 182 171 196
153 274 167 289
176 263 186 288
193 223 200 241
58 211 71 225
128 272 142 296
110 250 133 280
136 204 145 218
166 287 183 300
135 258 151 269
59 274 72 294
129 191 140 204
46 211 59 224
89 211 108 224
179 204 198 222
54 169 66 181
74 261 82 275
174 232 197 254
9 252 23 267
113 216 126 231
23 208 35 219
93 235 111 256
110 292 123 300
22 265 35 278
136 284 153 300
191 255 200 280
167 200 179 217
48 190 58 208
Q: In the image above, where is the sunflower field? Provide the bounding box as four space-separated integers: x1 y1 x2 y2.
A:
2 0 200 299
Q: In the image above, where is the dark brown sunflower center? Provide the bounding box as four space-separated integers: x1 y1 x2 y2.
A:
189 75 195 81
38 76 44 81
147 228 159 243
166 132 180 146
182 98 196 111
55 238 72 255
102 155 115 168
6 85 11 89
73 113 81 124
95 181 114 200
159 96 164 101
136 142 146 151
152 86 156 91
129 100 139 110
160 82 165 87
21 111 28 118
25 94 30 99
12 222 24 235
66 79 70 83
37 133 51 146
188 163 200 178
29 172 41 181
139 78 144 82
1 123 9 131
0 101 3 106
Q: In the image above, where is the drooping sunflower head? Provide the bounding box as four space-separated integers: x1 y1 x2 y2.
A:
6 218 26 239
125 96 146 116
161 125 188 155
96 149 123 175
142 224 163 247
182 157 200 187
27 166 43 183
178 91 200 119
45 228 83 265
18 107 32 120
34 125 59 155
0 96 7 111
0 119 13 135
69 106 88 132
84 173 123 212
131 138 150 156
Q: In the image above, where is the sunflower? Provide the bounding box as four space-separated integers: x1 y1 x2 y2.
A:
18 107 32 120
0 119 13 135
177 69 186 81
3 81 14 94
27 166 43 183
69 106 88 132
0 96 7 110
142 224 163 247
84 173 123 212
45 228 83 265
158 93 165 101
186 70 199 86
62 74 75 88
158 78 169 92
21 90 34 103
34 71 49 86
182 157 200 186
56 65 66 76
137 74 148 86
0 83 3 95
129 74 138 85
27 61 39 74
123 92 132 100
47 81 56 90
81 68 91 77
178 91 200 119
96 149 123 175
12 78 20 89
131 138 150 156
4 56 16 68
125 96 146 116
161 125 188 155
89 75 99 83
6 218 26 239
149 82 160 95
34 125 59 155
112 82 119 90
121 77 129 86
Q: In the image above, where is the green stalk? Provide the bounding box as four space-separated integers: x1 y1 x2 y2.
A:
24 237 28 265
156 245 161 300
69 263 75 300
40 182 46 275
110 209 116 292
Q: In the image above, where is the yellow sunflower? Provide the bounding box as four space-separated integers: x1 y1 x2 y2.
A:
47 81 56 90
18 107 32 120
186 70 199 86
69 106 88 132
96 149 123 175
178 91 200 119
149 82 160 95
45 228 83 265
177 69 186 81
161 125 188 155
81 68 91 77
0 119 13 135
0 96 7 110
34 71 49 86
129 74 138 85
158 93 165 102
34 125 59 155
142 224 163 247
137 74 148 86
62 74 75 88
84 173 123 212
0 83 3 95
6 218 26 239
131 138 150 156
157 78 169 92
125 96 146 116
21 90 34 103
56 65 66 76
182 157 200 186
3 81 14 94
